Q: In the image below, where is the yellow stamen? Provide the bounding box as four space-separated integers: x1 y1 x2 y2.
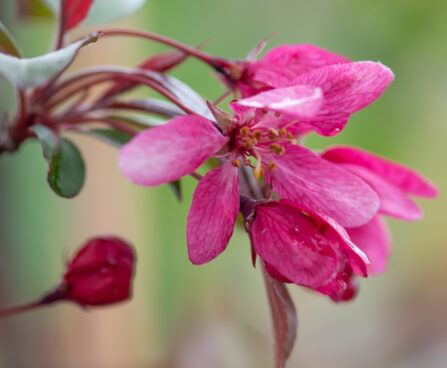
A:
232 159 242 167
269 143 282 154
240 126 250 137
252 130 263 140
286 132 294 139
267 128 279 138
241 137 254 150
278 128 286 136
267 161 276 171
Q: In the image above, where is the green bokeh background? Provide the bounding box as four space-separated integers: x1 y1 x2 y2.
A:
0 0 446 367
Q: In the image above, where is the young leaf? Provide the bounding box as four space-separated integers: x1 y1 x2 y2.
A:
0 33 99 88
84 0 146 24
169 180 182 201
0 22 21 57
146 71 213 119
88 128 132 147
103 98 185 118
43 0 146 25
31 125 86 198
64 0 94 31
262 264 297 368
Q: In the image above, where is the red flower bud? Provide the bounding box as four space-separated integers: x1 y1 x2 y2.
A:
61 236 135 306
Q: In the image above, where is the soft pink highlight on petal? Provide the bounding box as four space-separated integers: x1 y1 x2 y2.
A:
262 44 351 74
250 201 339 288
239 45 350 97
118 115 227 186
230 85 323 119
322 146 438 197
341 163 423 220
263 143 380 228
347 216 391 275
187 163 239 265
288 62 394 136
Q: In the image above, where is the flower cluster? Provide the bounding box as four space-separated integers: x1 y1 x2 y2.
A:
0 0 437 364
119 44 437 302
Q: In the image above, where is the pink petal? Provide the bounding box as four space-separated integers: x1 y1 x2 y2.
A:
187 163 239 265
289 61 394 136
340 163 423 220
316 262 359 302
250 201 339 288
262 143 380 228
322 146 438 198
230 85 323 120
239 45 350 96
262 44 351 74
347 216 391 275
118 115 227 186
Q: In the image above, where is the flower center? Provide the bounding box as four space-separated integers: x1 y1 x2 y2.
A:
231 123 297 178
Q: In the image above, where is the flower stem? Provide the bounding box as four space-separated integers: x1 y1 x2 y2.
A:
98 29 218 66
0 300 43 318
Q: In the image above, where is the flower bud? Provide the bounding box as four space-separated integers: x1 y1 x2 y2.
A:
61 236 135 306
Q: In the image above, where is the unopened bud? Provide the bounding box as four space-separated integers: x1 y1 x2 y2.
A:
61 236 135 306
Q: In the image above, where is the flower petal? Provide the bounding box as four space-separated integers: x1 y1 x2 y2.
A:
347 216 391 275
239 45 350 97
262 44 351 74
263 143 380 228
118 115 227 186
316 263 359 302
250 201 339 287
340 163 422 220
230 85 323 120
187 163 239 265
289 61 394 136
322 146 438 197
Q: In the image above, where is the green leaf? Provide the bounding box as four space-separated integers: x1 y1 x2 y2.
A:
31 125 86 198
0 33 99 88
42 0 146 25
169 180 182 201
88 128 132 147
0 22 21 57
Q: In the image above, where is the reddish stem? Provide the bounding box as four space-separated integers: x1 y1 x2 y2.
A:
0 300 43 318
45 67 196 115
98 29 219 66
55 0 67 50
59 116 138 136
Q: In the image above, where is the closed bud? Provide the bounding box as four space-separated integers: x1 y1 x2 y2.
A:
61 236 135 306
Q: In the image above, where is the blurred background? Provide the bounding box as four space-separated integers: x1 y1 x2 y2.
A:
0 0 446 367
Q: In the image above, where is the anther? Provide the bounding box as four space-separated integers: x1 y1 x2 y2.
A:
269 143 282 154
267 161 276 171
267 128 279 138
241 137 254 150
261 108 268 115
278 128 286 136
274 112 281 118
286 132 294 139
240 126 250 137
232 159 242 167
252 130 263 140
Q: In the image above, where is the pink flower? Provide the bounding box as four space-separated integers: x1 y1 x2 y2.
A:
247 200 369 301
222 44 394 136
119 86 380 265
322 146 438 275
